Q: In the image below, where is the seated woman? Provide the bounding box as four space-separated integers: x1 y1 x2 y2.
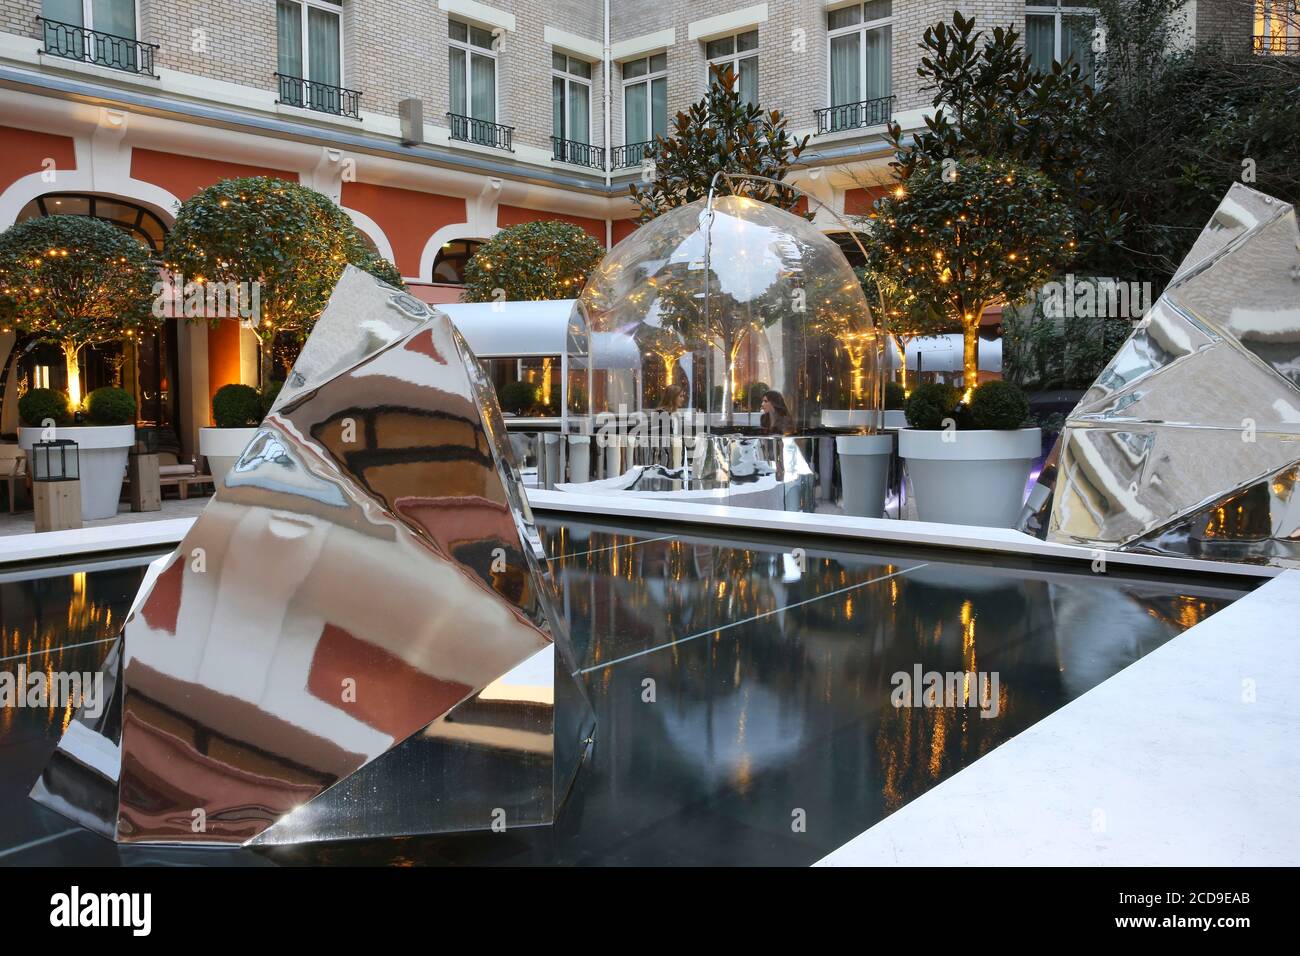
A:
759 390 795 436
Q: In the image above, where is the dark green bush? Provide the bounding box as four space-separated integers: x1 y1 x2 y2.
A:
904 382 961 430
499 380 537 415
884 381 906 410
260 380 284 417
212 383 262 428
85 386 136 426
745 381 770 410
968 380 1030 430
18 388 71 428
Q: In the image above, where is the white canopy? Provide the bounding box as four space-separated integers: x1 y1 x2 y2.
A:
887 334 1003 374
437 299 577 358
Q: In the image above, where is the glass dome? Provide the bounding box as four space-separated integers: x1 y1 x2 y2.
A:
567 194 882 436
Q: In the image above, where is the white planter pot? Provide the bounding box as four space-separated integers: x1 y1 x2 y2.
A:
836 434 893 518
899 427 1041 528
821 409 910 430
19 424 135 521
882 409 908 430
200 427 260 484
567 435 591 483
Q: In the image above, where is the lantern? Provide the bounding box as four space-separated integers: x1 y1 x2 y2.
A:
31 439 79 482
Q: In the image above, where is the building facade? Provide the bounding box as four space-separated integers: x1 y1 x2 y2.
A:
0 0 1265 459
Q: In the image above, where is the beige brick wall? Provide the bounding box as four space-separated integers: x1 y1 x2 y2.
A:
2 0 39 38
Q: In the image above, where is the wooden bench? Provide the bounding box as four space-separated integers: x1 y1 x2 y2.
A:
160 473 214 499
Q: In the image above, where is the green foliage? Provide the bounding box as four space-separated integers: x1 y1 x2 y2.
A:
462 220 604 302
498 380 538 415
212 383 262 428
884 381 906 410
856 264 955 340
18 388 71 428
1002 285 1132 390
905 382 962 430
887 11 1123 262
0 215 157 350
630 64 809 220
745 381 770 410
85 386 136 426
164 177 403 381
1085 0 1300 283
967 380 1029 430
872 158 1077 341
260 380 284 417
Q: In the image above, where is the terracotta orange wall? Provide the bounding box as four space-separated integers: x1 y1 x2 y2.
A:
341 181 465 278
206 317 244 418
844 185 890 217
611 218 639 245
497 204 606 245
0 125 77 196
130 148 298 202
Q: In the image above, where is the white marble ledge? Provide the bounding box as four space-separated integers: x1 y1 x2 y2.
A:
817 569 1300 866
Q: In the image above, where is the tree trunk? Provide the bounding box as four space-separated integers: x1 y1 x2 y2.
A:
63 341 83 410
257 330 272 390
891 333 908 395
962 318 980 398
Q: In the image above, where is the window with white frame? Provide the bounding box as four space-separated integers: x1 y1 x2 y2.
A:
41 0 139 70
622 52 667 151
1254 0 1300 54
552 53 593 145
276 0 342 88
827 1 892 130
1025 1 1099 82
449 18 498 123
705 29 758 104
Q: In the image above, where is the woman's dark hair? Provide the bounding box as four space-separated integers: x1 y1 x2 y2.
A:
760 390 795 435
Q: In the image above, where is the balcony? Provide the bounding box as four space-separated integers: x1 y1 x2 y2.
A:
37 16 158 77
1253 33 1300 55
611 140 655 171
552 137 605 170
275 73 361 120
448 113 514 152
814 95 895 136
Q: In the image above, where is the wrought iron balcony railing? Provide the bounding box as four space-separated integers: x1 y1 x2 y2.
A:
275 73 361 119
611 140 655 171
814 95 895 135
447 113 514 151
551 137 605 169
37 16 158 76
1253 33 1300 55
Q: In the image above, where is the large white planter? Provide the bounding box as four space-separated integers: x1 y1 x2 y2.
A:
19 424 135 521
836 434 893 518
200 427 260 484
899 427 1041 528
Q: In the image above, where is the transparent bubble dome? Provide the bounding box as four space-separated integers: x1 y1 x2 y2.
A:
566 194 882 434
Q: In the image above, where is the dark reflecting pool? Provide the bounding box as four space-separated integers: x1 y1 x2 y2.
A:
0 518 1255 866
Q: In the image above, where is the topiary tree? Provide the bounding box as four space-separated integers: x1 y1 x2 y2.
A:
871 157 1077 393
461 220 604 302
85 386 136 426
967 379 1029 430
498 380 537 415
630 64 809 220
904 382 962 430
163 177 403 387
17 387 71 428
0 215 157 409
212 383 262 428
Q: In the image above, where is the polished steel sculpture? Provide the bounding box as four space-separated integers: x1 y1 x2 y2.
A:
31 267 595 845
1021 184 1300 567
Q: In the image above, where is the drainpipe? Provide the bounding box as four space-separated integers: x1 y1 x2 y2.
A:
604 0 612 187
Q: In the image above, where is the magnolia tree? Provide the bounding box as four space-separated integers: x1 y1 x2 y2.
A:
163 176 402 386
871 157 1077 390
0 215 157 408
630 63 808 219
461 220 604 302
856 263 956 395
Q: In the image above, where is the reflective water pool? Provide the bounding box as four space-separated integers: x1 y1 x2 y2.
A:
0 517 1255 865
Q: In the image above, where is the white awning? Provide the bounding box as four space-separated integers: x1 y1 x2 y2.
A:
888 334 1003 373
437 299 578 358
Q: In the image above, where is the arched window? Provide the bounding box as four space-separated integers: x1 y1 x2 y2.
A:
431 238 484 284
16 193 169 251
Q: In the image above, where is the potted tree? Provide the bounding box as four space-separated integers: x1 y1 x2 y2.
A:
201 383 263 482
17 386 138 520
899 380 1040 527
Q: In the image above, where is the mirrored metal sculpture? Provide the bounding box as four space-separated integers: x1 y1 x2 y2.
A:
31 267 595 845
1021 184 1300 568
